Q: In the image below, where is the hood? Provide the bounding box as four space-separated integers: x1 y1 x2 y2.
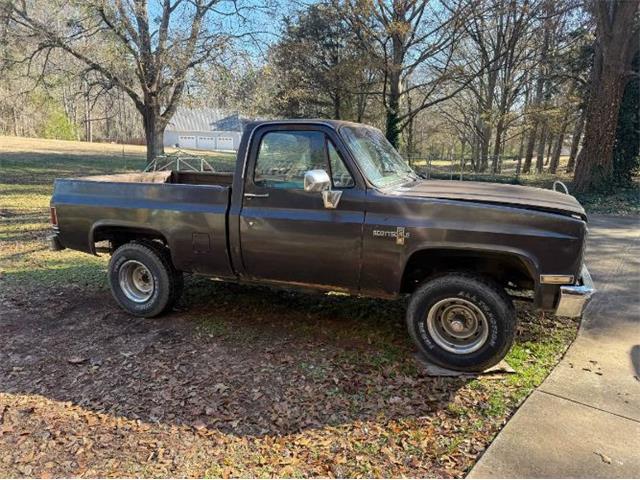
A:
392 180 586 217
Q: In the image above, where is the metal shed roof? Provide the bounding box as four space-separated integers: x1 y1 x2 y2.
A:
166 108 246 132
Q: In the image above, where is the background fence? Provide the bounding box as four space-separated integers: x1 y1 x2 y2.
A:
408 155 524 184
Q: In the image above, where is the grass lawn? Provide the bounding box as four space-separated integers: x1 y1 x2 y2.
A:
0 136 580 477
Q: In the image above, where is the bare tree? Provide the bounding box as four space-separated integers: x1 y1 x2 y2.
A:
522 1 554 173
565 105 585 172
5 0 247 161
343 0 472 147
573 0 639 192
460 0 542 172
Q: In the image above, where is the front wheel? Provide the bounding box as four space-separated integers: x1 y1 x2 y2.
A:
406 273 516 372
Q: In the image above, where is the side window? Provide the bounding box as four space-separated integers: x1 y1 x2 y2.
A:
254 131 326 189
328 140 355 188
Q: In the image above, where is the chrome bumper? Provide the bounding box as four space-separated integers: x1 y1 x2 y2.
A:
555 265 595 318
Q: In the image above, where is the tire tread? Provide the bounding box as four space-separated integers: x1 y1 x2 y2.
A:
406 272 516 372
109 241 176 317
134 240 184 311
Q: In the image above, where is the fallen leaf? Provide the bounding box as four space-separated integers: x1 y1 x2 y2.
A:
594 451 612 464
192 420 207 431
213 383 229 393
67 356 88 365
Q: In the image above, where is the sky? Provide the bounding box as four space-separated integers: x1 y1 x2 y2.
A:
145 0 311 63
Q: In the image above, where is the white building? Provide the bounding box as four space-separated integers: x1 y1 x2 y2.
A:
163 108 248 151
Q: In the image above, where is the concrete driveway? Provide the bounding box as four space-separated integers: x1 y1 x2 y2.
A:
469 215 640 478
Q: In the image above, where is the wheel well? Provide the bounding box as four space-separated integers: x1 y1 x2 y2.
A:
92 226 168 253
401 249 535 293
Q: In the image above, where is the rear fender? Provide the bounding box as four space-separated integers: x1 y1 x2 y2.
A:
89 220 168 255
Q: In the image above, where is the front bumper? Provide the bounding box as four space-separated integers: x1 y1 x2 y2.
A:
555 265 595 318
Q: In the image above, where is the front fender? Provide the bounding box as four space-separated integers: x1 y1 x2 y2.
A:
359 193 582 301
404 242 539 282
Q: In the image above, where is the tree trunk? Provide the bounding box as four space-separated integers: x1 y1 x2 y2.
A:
385 70 401 148
385 101 400 148
356 95 366 123
479 71 498 172
573 0 639 192
516 130 524 159
550 114 570 173
566 108 585 173
333 93 341 120
84 92 92 143
545 131 553 165
460 139 467 171
524 8 552 174
492 117 506 173
523 123 537 173
573 68 626 191
142 104 166 164
470 136 478 171
11 106 18 136
405 89 414 160
385 32 404 148
535 122 547 173
105 102 111 140
407 112 414 161
492 66 513 173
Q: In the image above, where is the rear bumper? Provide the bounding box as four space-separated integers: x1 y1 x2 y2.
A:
555 265 595 318
48 232 65 251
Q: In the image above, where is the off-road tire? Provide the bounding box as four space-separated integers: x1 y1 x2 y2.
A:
108 242 180 317
406 273 516 372
136 240 184 307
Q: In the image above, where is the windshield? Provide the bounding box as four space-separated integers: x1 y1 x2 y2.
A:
340 125 417 188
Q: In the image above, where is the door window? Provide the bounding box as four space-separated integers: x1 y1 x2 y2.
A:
327 140 355 188
254 131 326 189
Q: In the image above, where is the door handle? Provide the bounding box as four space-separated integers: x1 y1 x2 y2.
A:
244 193 269 198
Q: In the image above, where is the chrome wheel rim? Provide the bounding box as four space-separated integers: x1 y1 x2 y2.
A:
426 297 489 354
119 260 154 303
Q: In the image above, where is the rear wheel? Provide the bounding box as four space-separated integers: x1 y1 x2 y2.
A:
136 239 184 307
406 273 516 372
108 242 180 317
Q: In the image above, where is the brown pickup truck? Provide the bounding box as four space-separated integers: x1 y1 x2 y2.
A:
49 120 595 371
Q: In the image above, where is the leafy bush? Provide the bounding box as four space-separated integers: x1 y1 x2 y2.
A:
41 108 78 140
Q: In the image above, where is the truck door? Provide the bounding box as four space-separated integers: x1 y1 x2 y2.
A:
239 125 365 291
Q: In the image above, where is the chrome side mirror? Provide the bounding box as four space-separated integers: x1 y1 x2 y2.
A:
303 169 342 209
304 169 331 192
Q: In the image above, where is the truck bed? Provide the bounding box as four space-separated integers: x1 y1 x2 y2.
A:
51 171 234 277
76 170 234 187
